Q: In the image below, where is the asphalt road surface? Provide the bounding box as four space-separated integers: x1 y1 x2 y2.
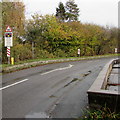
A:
2 57 115 118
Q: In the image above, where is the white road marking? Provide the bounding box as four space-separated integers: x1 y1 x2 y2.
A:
0 64 74 90
41 64 74 75
0 79 29 91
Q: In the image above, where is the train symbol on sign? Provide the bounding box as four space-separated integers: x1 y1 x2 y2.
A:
5 26 13 47
4 32 13 47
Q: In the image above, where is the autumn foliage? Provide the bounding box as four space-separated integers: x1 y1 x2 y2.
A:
2 1 118 63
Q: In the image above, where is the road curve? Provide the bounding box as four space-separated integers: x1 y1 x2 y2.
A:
2 57 115 118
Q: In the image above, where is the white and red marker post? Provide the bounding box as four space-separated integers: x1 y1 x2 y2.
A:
7 47 10 57
115 48 118 54
4 26 13 64
7 47 10 64
78 49 80 57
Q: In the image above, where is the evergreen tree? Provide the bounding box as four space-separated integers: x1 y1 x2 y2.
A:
65 0 79 22
56 2 66 22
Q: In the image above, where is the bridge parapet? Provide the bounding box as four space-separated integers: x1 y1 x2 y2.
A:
87 58 120 112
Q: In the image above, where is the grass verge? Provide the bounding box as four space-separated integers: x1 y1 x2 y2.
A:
1 54 120 73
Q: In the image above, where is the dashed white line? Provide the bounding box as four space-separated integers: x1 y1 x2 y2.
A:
0 79 29 91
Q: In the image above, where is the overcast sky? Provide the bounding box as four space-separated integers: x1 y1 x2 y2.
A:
23 0 119 27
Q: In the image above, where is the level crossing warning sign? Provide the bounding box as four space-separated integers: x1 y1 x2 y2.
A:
5 26 13 47
5 26 12 32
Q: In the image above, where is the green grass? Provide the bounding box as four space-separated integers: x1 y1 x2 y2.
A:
1 53 120 70
2 53 119 66
79 106 120 120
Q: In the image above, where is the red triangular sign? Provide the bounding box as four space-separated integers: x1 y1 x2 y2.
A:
5 26 12 32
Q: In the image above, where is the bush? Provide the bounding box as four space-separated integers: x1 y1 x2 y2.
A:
34 48 54 59
53 49 68 57
11 44 32 62
68 48 78 57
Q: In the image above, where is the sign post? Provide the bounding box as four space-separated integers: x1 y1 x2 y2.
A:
7 47 10 64
4 26 13 64
78 49 80 57
7 47 10 57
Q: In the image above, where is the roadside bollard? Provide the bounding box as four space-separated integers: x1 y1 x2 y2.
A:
11 57 14 65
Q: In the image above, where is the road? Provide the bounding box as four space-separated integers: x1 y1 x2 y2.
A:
2 57 115 118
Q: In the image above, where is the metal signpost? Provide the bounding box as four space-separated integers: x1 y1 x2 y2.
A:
4 26 13 64
78 49 80 57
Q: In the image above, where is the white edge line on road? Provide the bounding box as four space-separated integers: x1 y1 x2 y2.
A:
41 64 74 75
0 79 29 91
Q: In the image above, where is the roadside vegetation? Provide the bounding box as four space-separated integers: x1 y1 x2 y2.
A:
79 107 120 120
1 0 119 64
2 54 119 73
2 53 118 67
1 0 120 118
